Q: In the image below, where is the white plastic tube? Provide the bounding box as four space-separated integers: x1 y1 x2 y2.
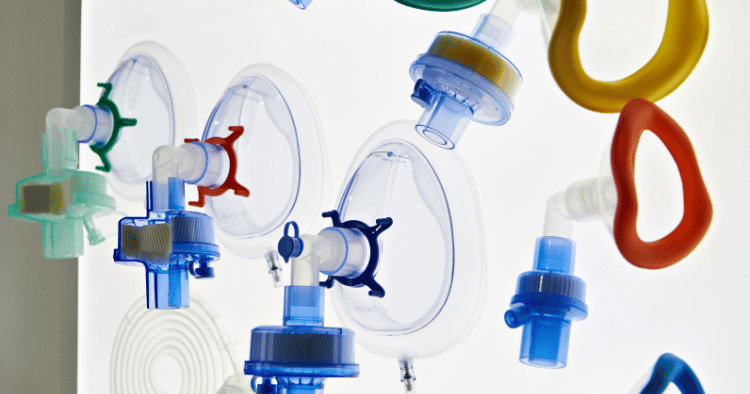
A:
490 0 521 26
543 191 573 239
543 175 618 238
508 0 562 46
484 0 562 49
151 142 230 211
471 1 522 54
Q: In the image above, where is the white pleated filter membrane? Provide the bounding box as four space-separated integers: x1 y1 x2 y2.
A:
110 295 249 394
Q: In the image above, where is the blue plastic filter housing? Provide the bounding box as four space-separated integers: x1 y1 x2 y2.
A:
114 178 219 309
505 236 588 368
245 286 358 394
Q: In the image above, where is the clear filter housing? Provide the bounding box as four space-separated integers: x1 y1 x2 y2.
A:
104 41 197 202
331 120 486 360
202 64 329 259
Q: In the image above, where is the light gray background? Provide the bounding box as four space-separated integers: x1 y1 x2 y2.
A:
1 1 80 393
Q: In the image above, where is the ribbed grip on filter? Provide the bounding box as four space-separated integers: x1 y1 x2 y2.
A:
516 272 586 302
505 237 588 369
171 214 215 243
249 329 355 365
244 325 359 379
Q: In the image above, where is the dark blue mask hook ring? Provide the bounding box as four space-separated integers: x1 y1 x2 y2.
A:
319 210 392 298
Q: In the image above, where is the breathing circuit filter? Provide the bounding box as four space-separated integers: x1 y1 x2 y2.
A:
113 127 249 309
505 236 587 368
409 8 522 148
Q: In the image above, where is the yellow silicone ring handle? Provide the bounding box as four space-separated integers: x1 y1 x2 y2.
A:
548 0 709 113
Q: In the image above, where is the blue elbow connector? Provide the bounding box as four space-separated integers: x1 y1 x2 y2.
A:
505 236 587 368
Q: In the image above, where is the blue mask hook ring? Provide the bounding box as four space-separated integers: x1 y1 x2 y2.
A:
318 210 392 298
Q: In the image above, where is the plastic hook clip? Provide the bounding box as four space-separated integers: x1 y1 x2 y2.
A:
90 82 138 172
186 125 250 207
319 210 393 298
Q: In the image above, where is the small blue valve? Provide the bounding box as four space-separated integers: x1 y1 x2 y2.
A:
505 236 588 368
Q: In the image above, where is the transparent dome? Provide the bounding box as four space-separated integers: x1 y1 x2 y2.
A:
202 64 329 258
104 41 197 202
336 140 453 334
331 120 486 360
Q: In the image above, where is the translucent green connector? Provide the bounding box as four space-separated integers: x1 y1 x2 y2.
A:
8 129 115 259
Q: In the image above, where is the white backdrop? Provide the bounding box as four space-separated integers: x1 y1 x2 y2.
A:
78 0 750 393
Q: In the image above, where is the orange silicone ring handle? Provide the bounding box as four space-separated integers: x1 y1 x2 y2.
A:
549 0 709 113
185 126 249 208
611 99 712 269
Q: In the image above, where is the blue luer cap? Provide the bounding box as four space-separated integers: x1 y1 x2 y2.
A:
533 236 575 273
277 221 304 262
505 236 587 368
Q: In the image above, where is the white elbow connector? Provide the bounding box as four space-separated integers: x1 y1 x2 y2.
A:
543 191 573 238
151 142 230 210
288 227 370 287
44 105 114 173
543 175 618 238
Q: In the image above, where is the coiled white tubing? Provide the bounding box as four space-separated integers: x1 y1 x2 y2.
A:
110 294 243 394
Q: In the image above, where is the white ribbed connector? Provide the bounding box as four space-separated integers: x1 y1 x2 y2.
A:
543 176 617 238
472 13 517 54
504 0 562 46
290 227 370 287
151 142 230 211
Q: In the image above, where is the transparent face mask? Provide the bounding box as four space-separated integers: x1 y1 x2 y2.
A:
201 64 329 259
103 42 197 202
335 140 454 334
330 120 485 361
203 77 300 238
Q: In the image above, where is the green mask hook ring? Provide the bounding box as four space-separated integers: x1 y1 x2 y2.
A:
90 82 138 172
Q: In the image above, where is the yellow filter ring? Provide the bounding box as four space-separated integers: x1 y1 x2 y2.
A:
428 33 522 100
549 0 709 113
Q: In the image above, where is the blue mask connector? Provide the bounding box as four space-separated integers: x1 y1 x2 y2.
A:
114 178 220 309
505 236 588 368
245 285 358 393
